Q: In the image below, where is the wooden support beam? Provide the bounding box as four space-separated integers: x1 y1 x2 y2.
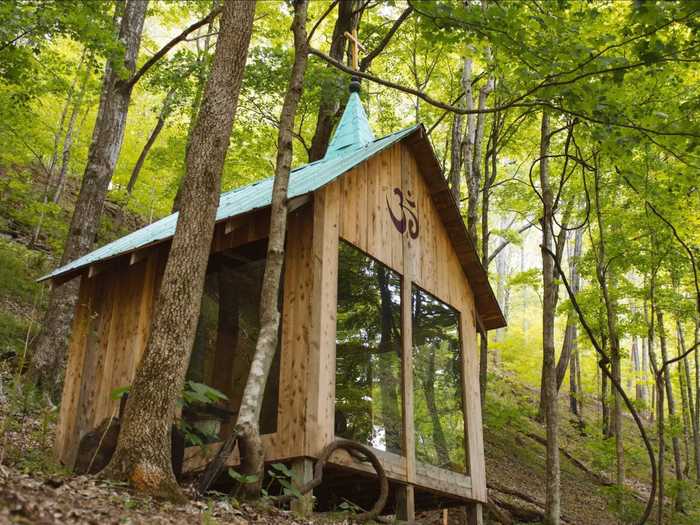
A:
305 184 340 456
395 485 415 522
129 249 148 266
400 145 416 485
466 502 484 525
87 264 101 279
290 458 315 516
287 194 311 214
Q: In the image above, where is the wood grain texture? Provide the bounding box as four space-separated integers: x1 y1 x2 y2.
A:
305 183 340 456
334 142 486 502
278 206 314 458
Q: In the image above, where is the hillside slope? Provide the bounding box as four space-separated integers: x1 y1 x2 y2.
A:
1 167 698 524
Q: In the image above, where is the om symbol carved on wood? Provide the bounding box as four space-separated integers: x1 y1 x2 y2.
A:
386 187 419 239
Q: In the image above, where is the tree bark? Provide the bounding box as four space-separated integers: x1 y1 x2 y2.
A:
677 332 692 478
592 166 624 489
235 0 309 497
539 111 560 525
657 309 685 510
127 88 176 194
695 315 700 483
555 227 582 391
172 3 217 212
308 0 360 161
53 61 91 204
28 0 149 397
448 111 463 203
474 73 494 403
103 1 255 500
462 58 477 240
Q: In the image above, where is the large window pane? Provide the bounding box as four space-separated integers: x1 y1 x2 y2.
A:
186 240 280 444
412 286 465 472
335 241 403 455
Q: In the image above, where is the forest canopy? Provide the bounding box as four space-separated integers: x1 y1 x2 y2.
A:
1 0 699 524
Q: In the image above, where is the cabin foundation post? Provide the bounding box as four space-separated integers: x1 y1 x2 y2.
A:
466 502 483 525
290 457 314 516
395 484 415 521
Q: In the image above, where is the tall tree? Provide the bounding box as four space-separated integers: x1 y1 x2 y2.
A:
657 309 685 510
592 164 625 489
28 0 149 395
104 0 256 500
28 1 222 395
539 110 560 525
234 0 310 494
308 0 360 161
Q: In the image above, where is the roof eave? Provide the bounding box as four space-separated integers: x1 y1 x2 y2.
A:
400 125 506 331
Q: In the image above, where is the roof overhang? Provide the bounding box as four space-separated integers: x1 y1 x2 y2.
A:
401 126 506 331
41 125 505 330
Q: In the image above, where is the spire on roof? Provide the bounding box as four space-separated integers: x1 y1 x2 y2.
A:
324 78 374 159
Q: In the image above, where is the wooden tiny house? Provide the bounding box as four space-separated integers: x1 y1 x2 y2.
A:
44 87 505 519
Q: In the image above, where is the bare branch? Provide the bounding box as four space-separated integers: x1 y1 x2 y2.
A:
127 7 223 89
307 0 338 44
486 222 534 265
359 6 413 71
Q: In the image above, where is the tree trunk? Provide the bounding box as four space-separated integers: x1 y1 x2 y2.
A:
592 166 624 489
646 294 665 525
601 365 610 437
474 74 493 403
677 336 692 478
104 1 255 500
657 309 684 511
53 61 91 204
172 4 218 213
641 336 651 417
462 58 477 240
28 0 149 397
677 320 696 479
539 111 560 525
448 112 463 203
632 336 643 406
127 88 176 194
695 315 700 482
569 338 580 417
308 0 360 161
235 0 309 497
555 227 582 391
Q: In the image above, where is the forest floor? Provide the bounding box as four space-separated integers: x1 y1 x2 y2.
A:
1 166 699 524
3 359 699 525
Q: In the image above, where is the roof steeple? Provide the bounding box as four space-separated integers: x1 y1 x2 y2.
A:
324 78 374 159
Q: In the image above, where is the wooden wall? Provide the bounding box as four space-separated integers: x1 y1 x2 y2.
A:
55 251 163 467
55 208 278 467
304 142 487 502
55 141 486 504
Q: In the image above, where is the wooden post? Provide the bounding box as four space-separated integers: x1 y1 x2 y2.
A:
343 29 366 71
305 184 340 456
395 485 415 522
466 502 484 525
290 458 315 516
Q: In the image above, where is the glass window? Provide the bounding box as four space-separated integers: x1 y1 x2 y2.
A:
335 241 403 455
186 240 280 444
412 286 465 472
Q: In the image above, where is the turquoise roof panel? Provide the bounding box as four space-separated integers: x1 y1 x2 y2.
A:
41 124 419 282
324 91 374 159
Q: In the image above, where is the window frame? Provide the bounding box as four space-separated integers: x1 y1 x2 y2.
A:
332 236 471 477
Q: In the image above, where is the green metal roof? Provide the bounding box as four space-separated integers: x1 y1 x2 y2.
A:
41 104 419 282
324 92 374 159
